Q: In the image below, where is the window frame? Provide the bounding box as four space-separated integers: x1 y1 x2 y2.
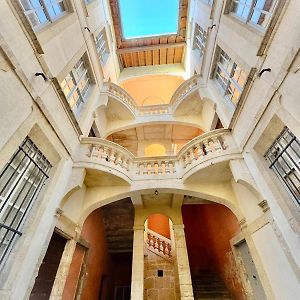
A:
60 57 92 116
214 48 247 107
193 23 207 58
0 137 52 269
95 29 110 66
264 127 300 207
200 0 214 6
229 0 278 30
19 0 68 31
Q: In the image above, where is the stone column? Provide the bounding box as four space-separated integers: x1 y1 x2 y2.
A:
131 225 145 300
49 238 77 299
173 224 194 300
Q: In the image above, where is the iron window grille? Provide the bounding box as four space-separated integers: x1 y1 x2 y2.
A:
95 30 110 66
193 24 207 58
265 127 300 206
60 57 91 116
0 137 52 268
214 49 247 106
230 0 278 29
19 0 67 30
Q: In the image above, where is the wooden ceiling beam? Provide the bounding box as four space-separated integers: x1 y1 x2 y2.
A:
117 42 186 54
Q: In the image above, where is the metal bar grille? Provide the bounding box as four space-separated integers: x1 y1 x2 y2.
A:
0 137 52 267
265 127 300 206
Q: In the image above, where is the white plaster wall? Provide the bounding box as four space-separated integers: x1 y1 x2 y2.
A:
252 224 300 299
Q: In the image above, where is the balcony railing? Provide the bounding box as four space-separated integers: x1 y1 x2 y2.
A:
101 75 201 117
145 228 172 260
78 129 237 180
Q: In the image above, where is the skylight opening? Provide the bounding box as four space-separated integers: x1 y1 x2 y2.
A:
118 0 179 39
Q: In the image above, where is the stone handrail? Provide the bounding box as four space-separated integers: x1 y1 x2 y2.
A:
80 137 134 173
137 104 172 116
169 74 200 110
146 228 172 260
102 76 201 117
102 82 137 115
78 129 237 180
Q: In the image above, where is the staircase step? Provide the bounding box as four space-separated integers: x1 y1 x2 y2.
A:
192 274 233 300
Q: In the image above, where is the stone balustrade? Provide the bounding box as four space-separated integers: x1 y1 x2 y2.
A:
170 74 200 110
101 75 201 117
78 129 236 180
137 104 171 116
81 137 134 174
102 82 137 115
146 228 172 260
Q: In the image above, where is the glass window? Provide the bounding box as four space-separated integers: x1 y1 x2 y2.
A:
193 24 207 57
265 127 300 206
95 30 110 65
19 0 67 30
230 0 277 29
0 137 52 268
215 49 247 106
201 0 214 6
60 57 91 115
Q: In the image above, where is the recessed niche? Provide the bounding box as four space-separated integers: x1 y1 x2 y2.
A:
157 270 163 277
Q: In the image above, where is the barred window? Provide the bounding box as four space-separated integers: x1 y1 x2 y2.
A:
230 0 277 29
265 127 300 206
193 24 207 57
215 49 247 106
0 137 52 267
60 57 91 115
95 30 110 65
19 0 67 30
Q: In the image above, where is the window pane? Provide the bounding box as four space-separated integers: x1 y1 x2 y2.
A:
0 138 51 267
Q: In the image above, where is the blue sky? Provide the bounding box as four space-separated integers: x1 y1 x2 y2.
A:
119 0 179 39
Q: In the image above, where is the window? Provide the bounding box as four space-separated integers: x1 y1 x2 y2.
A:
60 57 91 115
265 127 300 206
193 24 207 57
201 0 214 5
214 49 247 106
230 0 278 28
95 30 110 65
0 137 52 267
19 0 67 30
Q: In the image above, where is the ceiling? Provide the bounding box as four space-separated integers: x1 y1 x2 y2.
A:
109 0 188 68
107 124 203 156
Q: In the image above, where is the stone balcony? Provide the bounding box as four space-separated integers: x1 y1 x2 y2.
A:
75 129 240 183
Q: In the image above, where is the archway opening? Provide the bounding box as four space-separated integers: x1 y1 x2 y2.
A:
144 213 180 299
182 202 264 299
62 199 134 300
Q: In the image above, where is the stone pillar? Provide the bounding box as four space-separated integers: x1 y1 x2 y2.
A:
131 225 145 300
49 238 77 299
173 224 194 300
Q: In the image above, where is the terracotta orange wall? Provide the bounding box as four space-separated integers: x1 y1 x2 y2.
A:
62 244 86 300
63 209 113 300
120 75 184 105
182 204 246 300
147 214 170 239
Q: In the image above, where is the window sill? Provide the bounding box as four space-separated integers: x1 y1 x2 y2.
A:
224 14 265 39
35 13 77 45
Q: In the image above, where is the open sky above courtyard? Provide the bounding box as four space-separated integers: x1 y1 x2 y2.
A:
118 0 179 39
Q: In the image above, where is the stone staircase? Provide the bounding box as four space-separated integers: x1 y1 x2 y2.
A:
192 273 233 300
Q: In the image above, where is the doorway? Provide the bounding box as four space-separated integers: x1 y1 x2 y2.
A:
30 232 67 299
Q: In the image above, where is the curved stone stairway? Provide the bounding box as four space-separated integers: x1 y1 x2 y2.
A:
192 273 233 300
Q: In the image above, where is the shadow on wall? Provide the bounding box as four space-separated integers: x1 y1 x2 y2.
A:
182 203 245 299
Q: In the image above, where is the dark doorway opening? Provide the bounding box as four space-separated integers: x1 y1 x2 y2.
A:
29 232 67 299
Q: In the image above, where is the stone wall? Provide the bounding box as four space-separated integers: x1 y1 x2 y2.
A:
144 249 180 300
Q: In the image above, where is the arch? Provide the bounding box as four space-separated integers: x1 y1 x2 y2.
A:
76 187 243 226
